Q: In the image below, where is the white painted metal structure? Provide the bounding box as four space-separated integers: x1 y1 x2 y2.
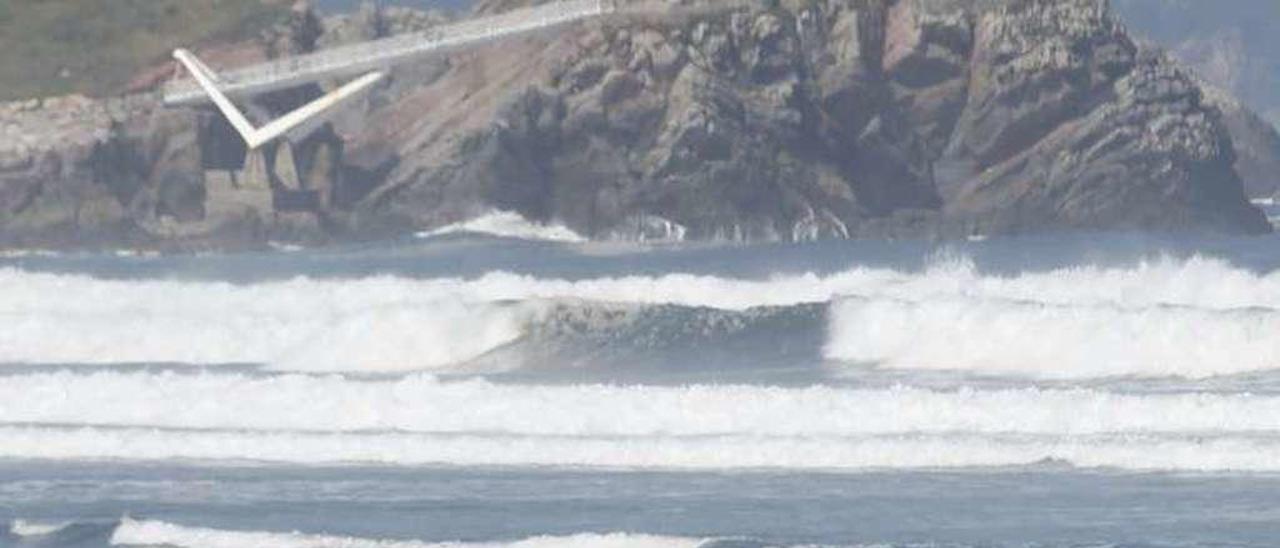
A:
173 49 386 149
164 0 611 107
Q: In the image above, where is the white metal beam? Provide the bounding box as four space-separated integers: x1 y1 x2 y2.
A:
172 49 385 150
173 49 259 144
163 0 612 106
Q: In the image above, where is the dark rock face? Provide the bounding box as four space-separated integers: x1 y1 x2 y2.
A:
1202 87 1280 200
1110 0 1280 200
0 0 1271 250
939 1 1268 233
356 0 1266 240
365 0 946 241
0 95 278 250
1113 0 1280 129
0 97 177 248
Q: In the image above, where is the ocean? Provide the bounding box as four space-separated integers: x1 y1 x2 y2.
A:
3 215 1280 547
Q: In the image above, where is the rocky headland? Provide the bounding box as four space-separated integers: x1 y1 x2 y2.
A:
1112 0 1280 199
0 0 1272 250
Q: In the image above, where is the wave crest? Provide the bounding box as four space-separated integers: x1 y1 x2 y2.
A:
7 372 1280 436
417 211 586 243
110 518 703 548
826 296 1280 379
2 255 1279 377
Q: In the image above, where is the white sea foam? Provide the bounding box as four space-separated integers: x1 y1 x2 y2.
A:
6 253 1278 317
0 281 540 372
9 519 71 537
417 211 586 243
4 372 1280 471
2 255 1279 376
6 424 1280 472
826 296 1280 379
6 372 1280 437
0 249 63 259
110 518 701 548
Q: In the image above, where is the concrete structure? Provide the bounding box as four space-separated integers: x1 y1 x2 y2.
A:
163 0 616 221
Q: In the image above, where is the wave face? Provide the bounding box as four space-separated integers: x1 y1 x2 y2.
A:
3 255 1280 377
3 371 1280 471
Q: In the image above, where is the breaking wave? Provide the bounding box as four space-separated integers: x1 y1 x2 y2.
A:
6 372 1280 436
3 371 1280 471
417 211 586 243
8 518 72 537
826 296 1280 379
6 425 1280 472
109 518 704 548
17 516 991 548
1 254 1279 377
0 287 540 373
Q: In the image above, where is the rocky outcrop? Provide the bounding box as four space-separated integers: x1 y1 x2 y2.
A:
1112 0 1280 199
939 1 1267 233
0 0 1270 250
357 0 946 241
0 96 173 248
0 2 338 250
1201 86 1280 200
0 93 290 250
1113 0 1280 128
319 2 449 47
349 0 1266 240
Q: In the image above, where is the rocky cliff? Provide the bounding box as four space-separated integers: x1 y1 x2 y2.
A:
1112 0 1280 199
1113 0 1280 128
0 0 1270 250
1201 86 1280 200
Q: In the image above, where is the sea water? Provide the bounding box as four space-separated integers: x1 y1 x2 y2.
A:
3 222 1280 547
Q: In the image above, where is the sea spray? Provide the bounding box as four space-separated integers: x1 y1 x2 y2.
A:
2 256 1279 375
825 296 1280 379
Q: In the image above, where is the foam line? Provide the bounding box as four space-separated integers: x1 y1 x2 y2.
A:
110 518 702 548
6 425 1280 472
5 372 1280 436
6 254 1278 316
9 519 72 537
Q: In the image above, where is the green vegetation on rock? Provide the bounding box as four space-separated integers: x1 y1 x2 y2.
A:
0 0 287 100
